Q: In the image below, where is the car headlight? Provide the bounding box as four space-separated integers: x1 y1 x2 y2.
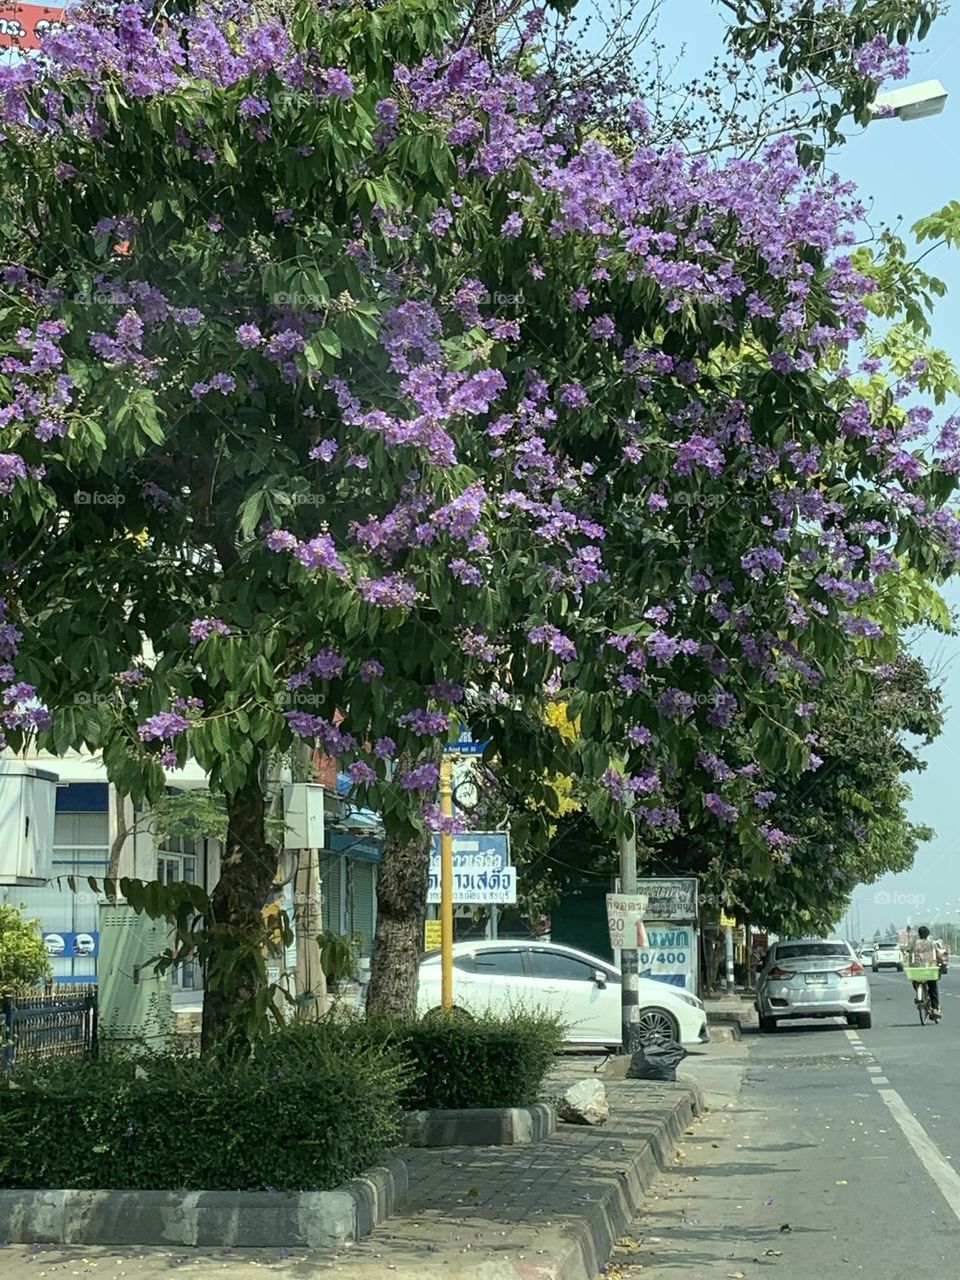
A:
677 992 702 1009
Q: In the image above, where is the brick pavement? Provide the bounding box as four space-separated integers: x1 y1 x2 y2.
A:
0 1064 703 1280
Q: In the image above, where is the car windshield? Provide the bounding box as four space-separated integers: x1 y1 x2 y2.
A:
775 943 851 960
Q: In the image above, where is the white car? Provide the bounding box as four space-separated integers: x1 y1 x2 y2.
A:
416 940 709 1047
872 941 903 972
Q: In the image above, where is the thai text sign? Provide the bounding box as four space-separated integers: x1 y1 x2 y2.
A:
428 833 516 904
636 877 699 920
606 894 648 950
0 4 68 50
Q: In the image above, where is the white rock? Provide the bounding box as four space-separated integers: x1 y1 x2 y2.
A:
557 1078 609 1126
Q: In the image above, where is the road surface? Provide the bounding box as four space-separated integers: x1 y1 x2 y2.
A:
616 970 960 1278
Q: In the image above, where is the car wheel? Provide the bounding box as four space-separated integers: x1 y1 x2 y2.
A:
872 966 878 973
846 1014 858 1026
857 1012 872 1030
759 1015 777 1034
635 1007 680 1041
896 964 903 972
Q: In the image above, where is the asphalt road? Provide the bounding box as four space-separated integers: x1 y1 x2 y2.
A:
613 970 960 1279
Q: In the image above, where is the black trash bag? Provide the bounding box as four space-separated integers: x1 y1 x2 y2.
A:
626 1036 688 1082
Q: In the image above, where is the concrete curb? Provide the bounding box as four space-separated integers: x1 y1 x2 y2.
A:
403 1102 555 1146
0 1156 408 1248
707 1023 742 1041
547 1081 705 1280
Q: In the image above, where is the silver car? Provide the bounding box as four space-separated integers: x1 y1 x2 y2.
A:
756 938 871 1032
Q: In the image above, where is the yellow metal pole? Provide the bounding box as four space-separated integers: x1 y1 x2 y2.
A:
440 754 454 1010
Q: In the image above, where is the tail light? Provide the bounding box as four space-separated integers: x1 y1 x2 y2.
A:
767 966 795 979
838 962 864 977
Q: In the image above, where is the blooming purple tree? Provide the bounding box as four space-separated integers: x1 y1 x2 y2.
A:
1 0 957 1048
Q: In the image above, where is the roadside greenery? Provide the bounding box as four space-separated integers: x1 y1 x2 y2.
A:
2 0 958 1051
0 905 50 993
0 1033 407 1192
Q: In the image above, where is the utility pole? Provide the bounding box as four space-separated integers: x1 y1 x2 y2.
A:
439 755 455 1010
619 809 638 1054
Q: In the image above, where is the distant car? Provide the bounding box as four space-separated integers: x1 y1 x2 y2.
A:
873 941 903 972
859 945 875 962
756 938 871 1032
415 940 710 1048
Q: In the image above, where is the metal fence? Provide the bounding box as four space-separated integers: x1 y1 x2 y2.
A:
2 986 98 1074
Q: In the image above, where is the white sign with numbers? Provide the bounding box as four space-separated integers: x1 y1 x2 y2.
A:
606 894 649 950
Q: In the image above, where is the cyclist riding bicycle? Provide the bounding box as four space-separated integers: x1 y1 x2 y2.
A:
909 925 945 1021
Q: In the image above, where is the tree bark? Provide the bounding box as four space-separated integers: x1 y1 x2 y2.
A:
106 787 130 903
200 779 277 1056
365 827 431 1021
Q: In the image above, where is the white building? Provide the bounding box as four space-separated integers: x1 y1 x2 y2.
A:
1 748 384 995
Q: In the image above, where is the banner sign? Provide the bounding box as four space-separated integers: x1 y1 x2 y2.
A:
606 893 648 950
636 877 699 921
0 4 68 50
424 920 442 951
42 930 98 959
637 922 696 991
428 833 515 904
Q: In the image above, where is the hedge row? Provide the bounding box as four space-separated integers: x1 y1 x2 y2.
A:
0 1033 407 1193
0 1011 562 1192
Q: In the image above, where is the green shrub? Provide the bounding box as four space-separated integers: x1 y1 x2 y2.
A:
0 1032 407 1192
0 904 50 993
367 1009 564 1110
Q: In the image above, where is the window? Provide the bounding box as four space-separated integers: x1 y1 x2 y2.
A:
466 949 526 977
775 943 852 961
526 950 598 982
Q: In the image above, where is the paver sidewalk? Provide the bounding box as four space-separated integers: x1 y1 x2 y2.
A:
0 1074 702 1280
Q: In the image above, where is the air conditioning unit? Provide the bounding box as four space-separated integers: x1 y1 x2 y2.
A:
283 782 324 849
0 762 59 885
98 904 172 1049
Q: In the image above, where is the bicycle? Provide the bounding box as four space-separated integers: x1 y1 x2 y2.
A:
904 964 941 1026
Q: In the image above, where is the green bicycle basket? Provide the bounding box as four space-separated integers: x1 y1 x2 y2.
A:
905 964 939 982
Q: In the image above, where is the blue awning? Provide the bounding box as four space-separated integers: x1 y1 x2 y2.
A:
56 782 108 813
327 831 382 863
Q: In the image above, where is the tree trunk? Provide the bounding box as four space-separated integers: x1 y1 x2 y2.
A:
106 787 130 903
366 827 431 1021
200 779 277 1056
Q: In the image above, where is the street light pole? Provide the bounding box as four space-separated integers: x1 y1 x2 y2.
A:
440 755 455 1010
619 808 638 1054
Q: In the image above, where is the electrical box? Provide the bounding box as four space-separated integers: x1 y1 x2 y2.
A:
0 762 59 885
98 904 172 1050
283 782 324 849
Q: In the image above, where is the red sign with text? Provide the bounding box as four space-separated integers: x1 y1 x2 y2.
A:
0 4 67 49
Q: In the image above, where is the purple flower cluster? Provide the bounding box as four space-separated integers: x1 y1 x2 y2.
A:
398 708 451 736
189 618 231 644
138 710 191 742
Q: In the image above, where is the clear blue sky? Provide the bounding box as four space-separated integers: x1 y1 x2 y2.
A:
644 0 960 937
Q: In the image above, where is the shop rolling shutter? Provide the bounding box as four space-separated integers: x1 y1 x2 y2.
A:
350 860 376 957
319 853 343 934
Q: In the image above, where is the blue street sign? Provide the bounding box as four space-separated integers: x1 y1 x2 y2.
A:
443 724 490 755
